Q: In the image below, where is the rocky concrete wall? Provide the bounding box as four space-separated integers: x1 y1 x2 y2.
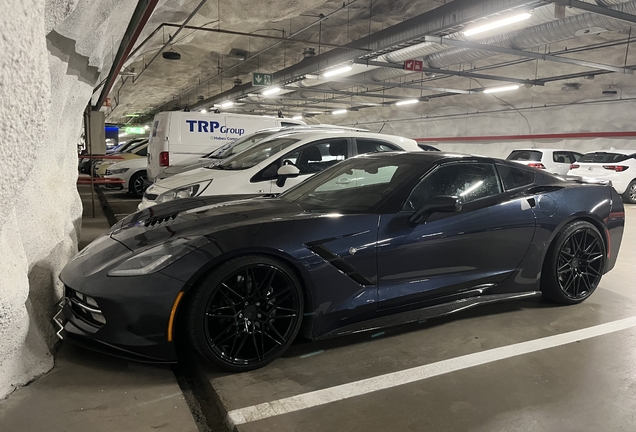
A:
0 0 135 398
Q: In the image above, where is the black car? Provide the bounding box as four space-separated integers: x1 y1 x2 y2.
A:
57 152 625 371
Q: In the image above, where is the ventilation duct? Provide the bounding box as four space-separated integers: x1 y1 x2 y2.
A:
427 0 636 68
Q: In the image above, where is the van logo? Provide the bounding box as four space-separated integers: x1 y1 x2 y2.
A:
185 120 245 136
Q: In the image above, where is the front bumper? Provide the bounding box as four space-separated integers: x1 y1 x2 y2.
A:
57 256 187 363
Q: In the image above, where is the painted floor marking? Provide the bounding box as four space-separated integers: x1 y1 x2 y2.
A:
227 315 636 426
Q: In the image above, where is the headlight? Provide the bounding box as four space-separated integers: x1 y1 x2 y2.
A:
108 237 210 277
108 167 130 175
156 180 211 204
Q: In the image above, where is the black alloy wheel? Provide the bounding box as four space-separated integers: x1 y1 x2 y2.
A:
622 180 636 204
541 220 606 304
187 255 304 371
129 171 148 198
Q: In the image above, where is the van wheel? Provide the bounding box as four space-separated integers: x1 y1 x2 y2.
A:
129 171 148 198
622 180 636 204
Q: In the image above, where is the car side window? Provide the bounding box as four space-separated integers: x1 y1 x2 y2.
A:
356 139 400 155
553 151 570 164
496 164 535 191
136 146 148 157
257 139 348 181
404 163 502 211
571 152 583 162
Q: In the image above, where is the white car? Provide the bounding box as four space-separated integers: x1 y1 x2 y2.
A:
104 158 148 198
139 130 422 209
506 149 583 175
567 150 636 203
156 125 369 181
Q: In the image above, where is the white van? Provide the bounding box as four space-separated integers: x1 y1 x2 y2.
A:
147 111 304 181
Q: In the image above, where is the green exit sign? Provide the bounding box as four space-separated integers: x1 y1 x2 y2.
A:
253 72 273 86
125 127 146 134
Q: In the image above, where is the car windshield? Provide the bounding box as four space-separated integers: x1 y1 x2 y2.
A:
124 139 148 153
205 131 279 159
210 137 300 170
507 150 542 161
578 152 633 163
280 157 417 213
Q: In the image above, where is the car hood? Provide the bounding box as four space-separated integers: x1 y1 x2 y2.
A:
149 165 248 192
162 158 221 176
110 195 307 251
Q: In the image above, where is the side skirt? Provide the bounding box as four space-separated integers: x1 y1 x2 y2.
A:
315 291 541 340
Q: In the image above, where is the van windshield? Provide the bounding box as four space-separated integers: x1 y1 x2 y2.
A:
206 131 279 159
210 137 300 170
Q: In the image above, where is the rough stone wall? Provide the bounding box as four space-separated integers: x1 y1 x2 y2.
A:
0 0 135 398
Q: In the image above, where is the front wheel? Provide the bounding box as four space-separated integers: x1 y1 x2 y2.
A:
128 171 148 198
187 255 304 372
541 221 606 304
622 180 636 204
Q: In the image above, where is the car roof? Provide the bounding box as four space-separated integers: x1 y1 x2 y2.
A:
270 130 416 143
510 148 577 152
581 149 636 155
358 151 481 164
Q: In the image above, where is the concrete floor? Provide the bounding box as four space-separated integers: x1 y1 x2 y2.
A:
1 188 635 432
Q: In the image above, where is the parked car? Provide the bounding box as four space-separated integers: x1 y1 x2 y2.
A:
57 152 625 371
418 144 440 151
147 111 305 182
139 130 422 209
568 150 636 203
104 158 149 198
156 125 369 181
106 137 148 155
95 143 148 177
506 148 583 175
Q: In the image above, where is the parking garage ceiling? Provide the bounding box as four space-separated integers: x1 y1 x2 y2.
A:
103 0 636 127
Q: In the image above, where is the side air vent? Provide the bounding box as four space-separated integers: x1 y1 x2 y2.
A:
144 213 178 227
307 244 374 286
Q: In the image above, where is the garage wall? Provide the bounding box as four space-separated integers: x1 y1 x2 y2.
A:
0 0 135 399
338 100 636 158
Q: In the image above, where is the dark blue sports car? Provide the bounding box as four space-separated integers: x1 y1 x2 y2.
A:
57 152 625 371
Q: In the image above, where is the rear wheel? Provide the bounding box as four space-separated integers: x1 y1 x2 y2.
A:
128 171 147 198
541 221 606 304
187 255 303 372
622 179 636 204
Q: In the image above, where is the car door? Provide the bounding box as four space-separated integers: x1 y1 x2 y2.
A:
257 138 350 193
376 161 536 310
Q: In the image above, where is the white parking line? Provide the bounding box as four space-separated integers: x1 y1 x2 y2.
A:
226 315 636 427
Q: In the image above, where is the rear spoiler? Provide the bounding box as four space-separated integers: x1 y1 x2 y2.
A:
561 175 612 187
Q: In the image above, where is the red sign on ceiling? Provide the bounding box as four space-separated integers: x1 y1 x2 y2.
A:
404 59 423 72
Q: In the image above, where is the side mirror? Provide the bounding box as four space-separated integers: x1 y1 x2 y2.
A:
409 195 462 225
276 164 300 187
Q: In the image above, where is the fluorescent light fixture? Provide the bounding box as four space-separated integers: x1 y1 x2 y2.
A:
332 109 347 115
292 115 303 120
220 101 234 108
262 86 281 96
483 84 520 94
464 12 532 36
144 125 150 130
323 66 353 78
395 99 419 106
200 109 207 113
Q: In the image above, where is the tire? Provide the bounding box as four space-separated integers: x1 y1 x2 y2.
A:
541 220 606 305
621 179 636 204
128 171 147 198
187 255 304 372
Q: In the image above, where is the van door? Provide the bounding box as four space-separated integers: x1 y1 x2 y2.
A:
147 113 170 181
176 114 227 165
